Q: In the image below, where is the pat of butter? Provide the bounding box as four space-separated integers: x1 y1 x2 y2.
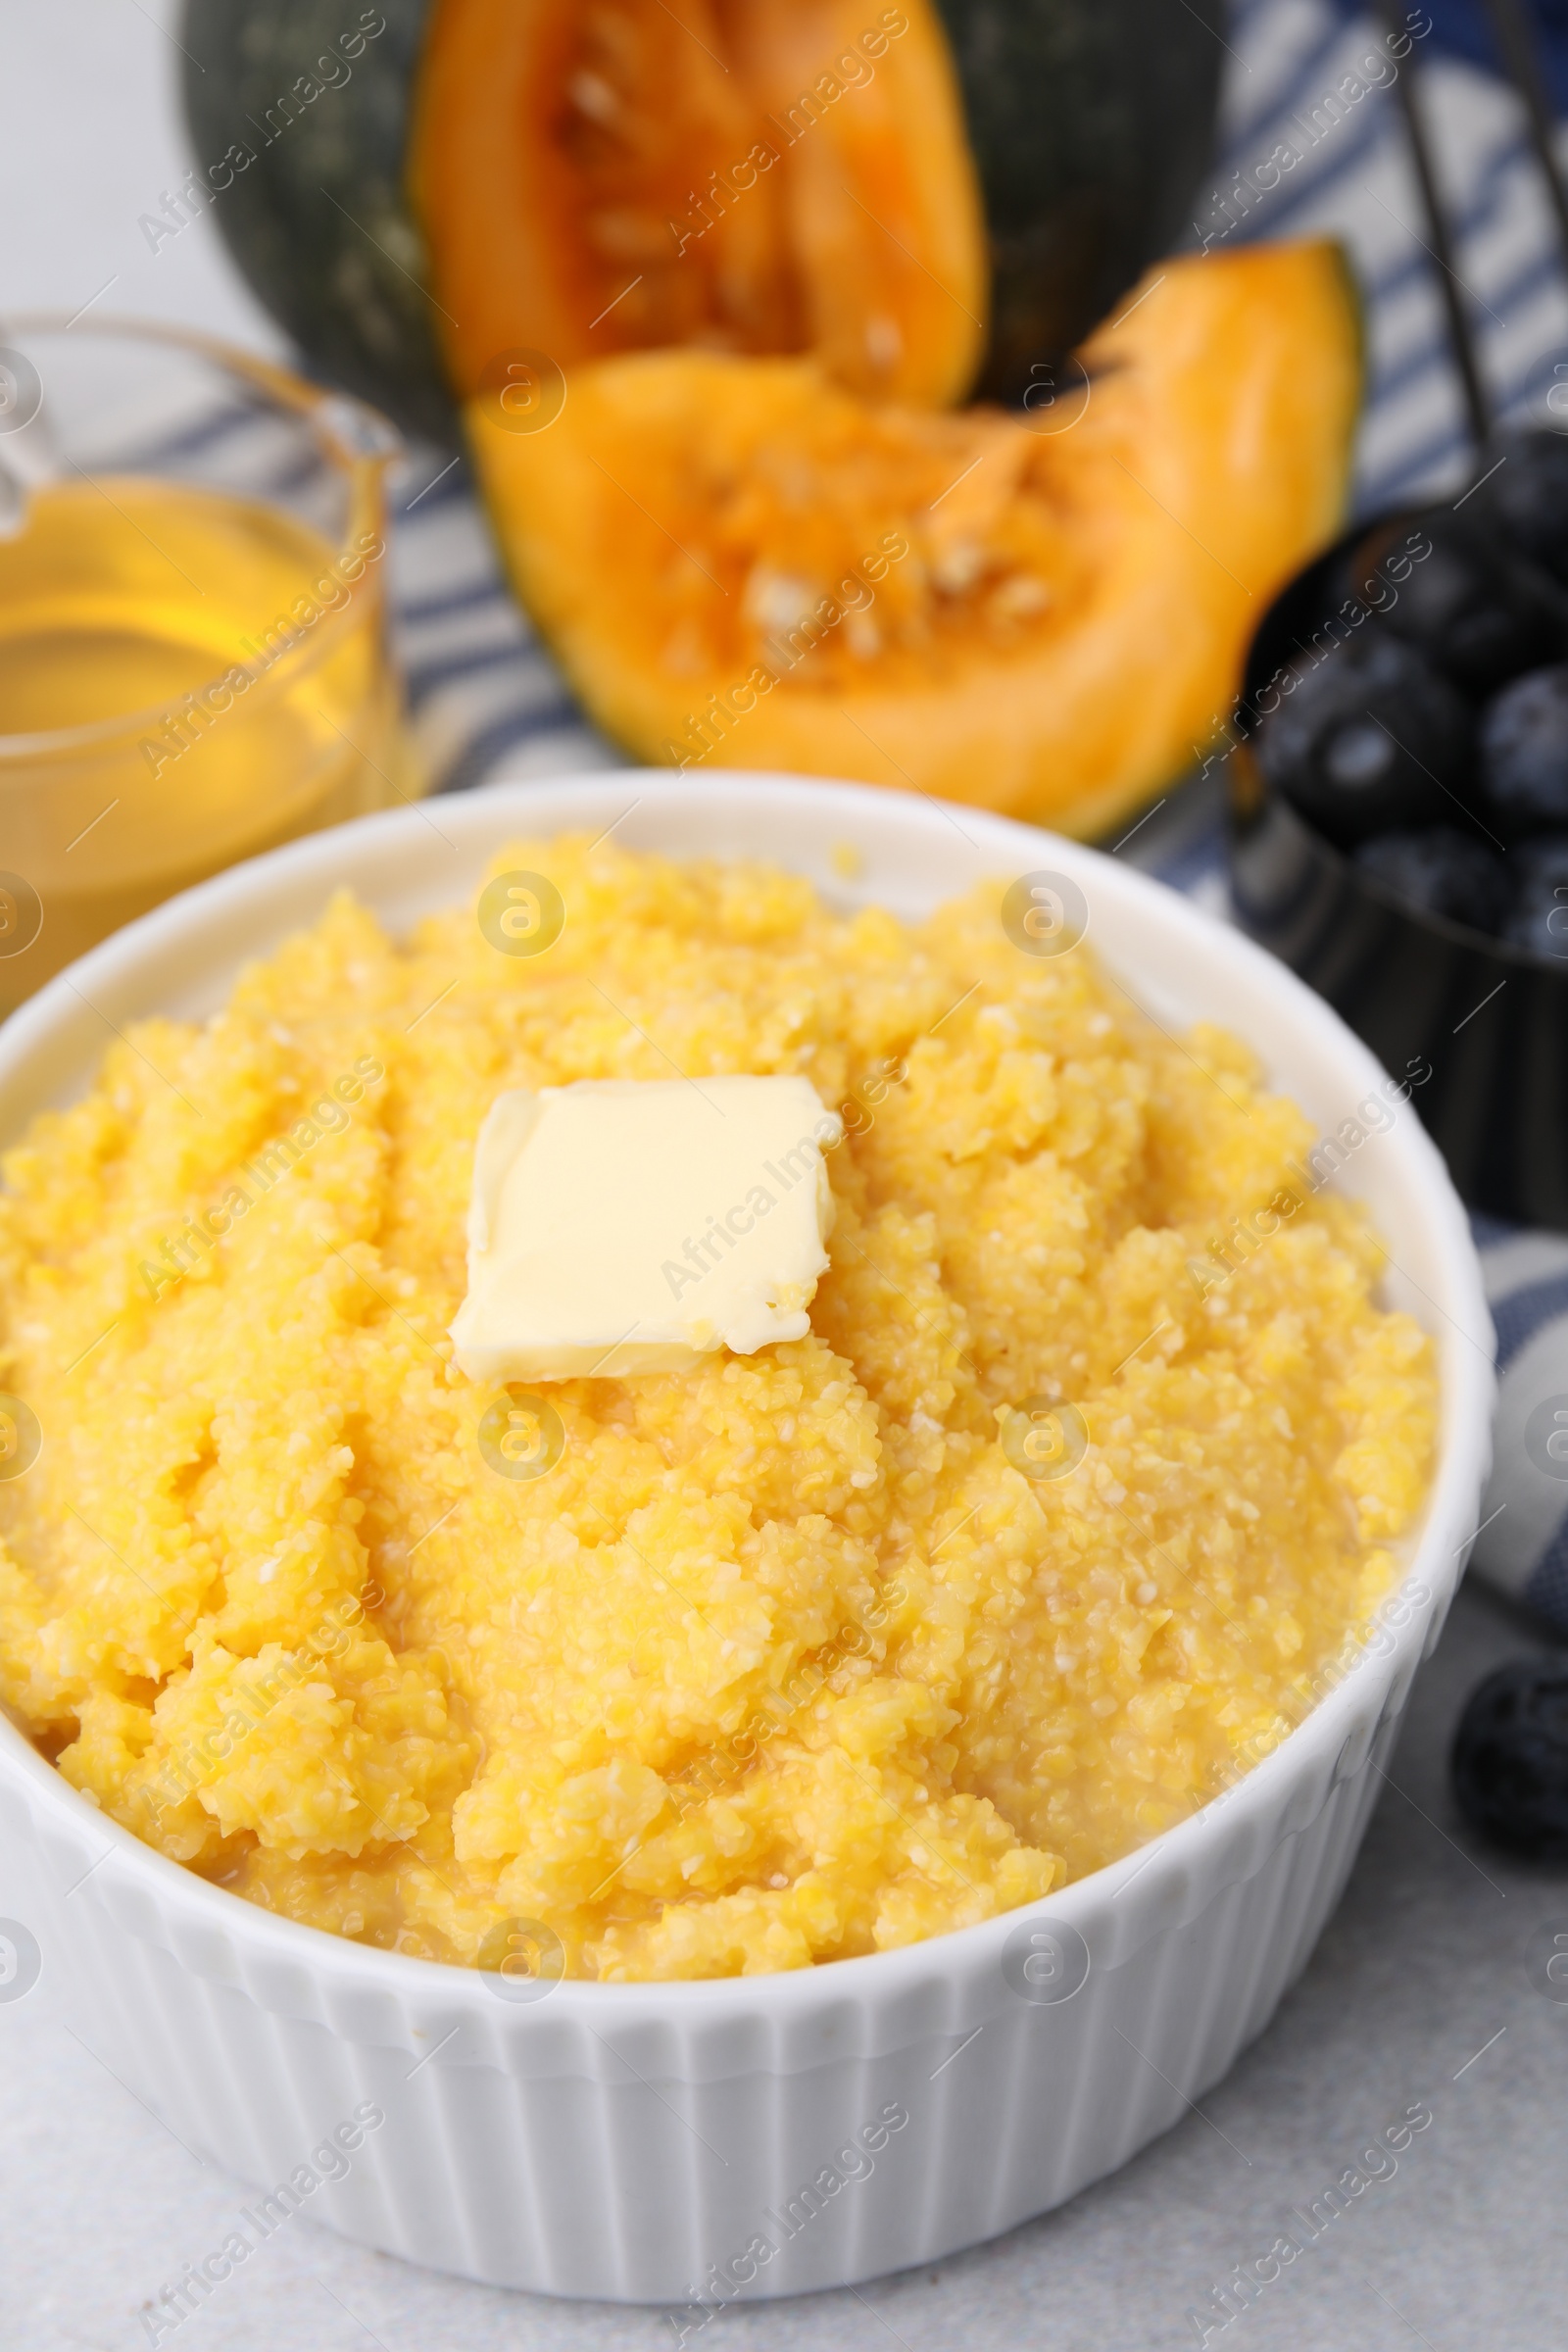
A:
449 1076 843 1383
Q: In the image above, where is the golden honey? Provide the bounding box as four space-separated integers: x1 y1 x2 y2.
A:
0 477 412 1013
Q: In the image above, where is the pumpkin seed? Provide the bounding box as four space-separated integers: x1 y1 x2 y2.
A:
568 69 622 127
586 208 669 261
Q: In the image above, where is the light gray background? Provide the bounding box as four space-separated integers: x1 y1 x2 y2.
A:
5 6 1568 2348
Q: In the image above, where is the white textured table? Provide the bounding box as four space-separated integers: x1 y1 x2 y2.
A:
5 7 1568 2348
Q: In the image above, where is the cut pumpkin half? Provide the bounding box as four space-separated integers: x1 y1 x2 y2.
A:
414 0 988 408
188 0 1227 442
468 242 1361 836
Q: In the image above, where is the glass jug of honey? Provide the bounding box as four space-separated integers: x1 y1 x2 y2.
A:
0 318 419 1014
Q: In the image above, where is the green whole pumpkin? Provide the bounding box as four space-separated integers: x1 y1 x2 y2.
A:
180 0 1225 444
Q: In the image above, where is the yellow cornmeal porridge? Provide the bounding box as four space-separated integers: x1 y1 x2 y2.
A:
0 839 1435 1982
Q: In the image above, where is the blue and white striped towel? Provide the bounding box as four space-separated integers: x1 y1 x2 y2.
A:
1156 0 1568 1629
238 0 1568 1627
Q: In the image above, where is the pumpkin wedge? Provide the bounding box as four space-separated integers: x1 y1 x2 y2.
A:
468 242 1361 836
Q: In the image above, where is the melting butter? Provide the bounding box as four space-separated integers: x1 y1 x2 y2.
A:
449 1076 843 1383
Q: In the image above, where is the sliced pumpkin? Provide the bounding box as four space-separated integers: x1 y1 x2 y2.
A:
468 241 1361 835
413 0 988 407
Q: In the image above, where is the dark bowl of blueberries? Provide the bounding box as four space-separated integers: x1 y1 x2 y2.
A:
1228 427 1568 1228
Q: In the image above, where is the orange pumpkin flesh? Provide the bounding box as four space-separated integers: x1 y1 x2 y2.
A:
466 242 1361 835
413 0 987 407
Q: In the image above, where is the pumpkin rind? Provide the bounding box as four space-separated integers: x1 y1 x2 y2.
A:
934 0 1227 400
182 0 453 445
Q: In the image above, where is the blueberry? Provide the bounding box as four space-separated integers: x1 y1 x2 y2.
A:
1350 509 1563 696
1452 1659 1568 1859
1501 833 1568 959
1253 628 1474 847
1354 827 1509 934
1475 429 1568 589
1478 665 1568 837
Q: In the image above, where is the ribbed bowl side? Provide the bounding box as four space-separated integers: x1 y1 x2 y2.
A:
8 1672 1398 2301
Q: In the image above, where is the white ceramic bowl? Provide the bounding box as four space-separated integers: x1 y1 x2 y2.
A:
0 774 1494 2307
